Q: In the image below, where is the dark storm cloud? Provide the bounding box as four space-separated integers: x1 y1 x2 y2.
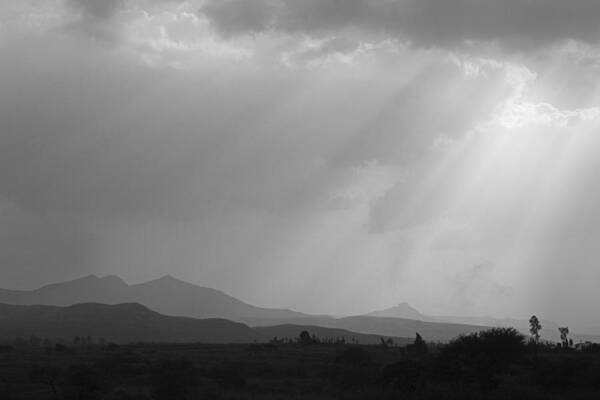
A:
0 30 505 222
62 0 186 40
63 0 125 40
201 0 600 49
66 0 124 20
64 0 184 19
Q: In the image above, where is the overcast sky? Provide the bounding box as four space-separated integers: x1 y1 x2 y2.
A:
2 0 600 328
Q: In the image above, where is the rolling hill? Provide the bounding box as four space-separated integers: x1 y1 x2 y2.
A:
0 302 411 345
0 302 261 344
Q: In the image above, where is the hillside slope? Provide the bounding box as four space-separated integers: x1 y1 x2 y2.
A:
0 275 307 321
0 302 262 344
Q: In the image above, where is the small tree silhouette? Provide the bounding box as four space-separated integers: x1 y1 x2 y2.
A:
298 331 314 344
529 315 542 344
558 327 570 348
380 337 388 348
413 332 428 354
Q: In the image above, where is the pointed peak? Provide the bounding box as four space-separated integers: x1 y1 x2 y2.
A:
143 274 190 286
365 301 424 320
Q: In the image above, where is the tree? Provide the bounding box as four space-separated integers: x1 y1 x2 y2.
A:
298 330 313 345
558 327 570 347
529 315 542 343
413 332 428 354
380 337 394 348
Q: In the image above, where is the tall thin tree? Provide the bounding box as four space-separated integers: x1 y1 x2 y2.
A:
529 315 542 344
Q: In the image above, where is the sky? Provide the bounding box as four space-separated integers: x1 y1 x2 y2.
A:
2 0 600 329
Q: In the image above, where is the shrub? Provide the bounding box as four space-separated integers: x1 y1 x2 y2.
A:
436 327 527 388
441 327 526 362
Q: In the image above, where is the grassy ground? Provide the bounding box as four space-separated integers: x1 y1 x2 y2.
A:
1 337 599 399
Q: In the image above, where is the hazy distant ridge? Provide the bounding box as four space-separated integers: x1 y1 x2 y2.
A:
0 302 411 345
0 274 307 321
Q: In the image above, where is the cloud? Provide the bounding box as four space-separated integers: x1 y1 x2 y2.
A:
61 0 188 42
201 0 600 51
200 0 280 37
66 0 124 20
1 28 517 222
62 0 126 40
281 36 361 66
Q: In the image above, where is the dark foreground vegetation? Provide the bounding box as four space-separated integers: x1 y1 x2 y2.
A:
2 328 600 399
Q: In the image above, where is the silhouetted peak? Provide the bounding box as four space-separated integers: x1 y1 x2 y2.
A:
141 274 193 288
366 302 425 320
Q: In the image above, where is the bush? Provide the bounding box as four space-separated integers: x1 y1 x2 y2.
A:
441 327 526 362
436 327 527 388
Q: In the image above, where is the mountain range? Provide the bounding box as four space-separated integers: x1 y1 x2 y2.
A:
0 274 307 321
1 275 595 343
0 275 487 342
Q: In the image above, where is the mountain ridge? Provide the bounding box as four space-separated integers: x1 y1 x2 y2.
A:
0 302 411 345
0 274 308 322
